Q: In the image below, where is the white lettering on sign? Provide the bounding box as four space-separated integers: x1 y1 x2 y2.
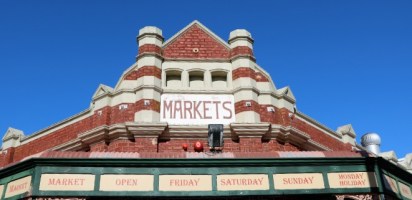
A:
39 174 95 191
99 175 154 191
274 173 325 190
328 172 377 188
399 182 412 199
160 94 235 125
217 174 269 191
159 175 212 191
383 174 399 194
4 176 31 198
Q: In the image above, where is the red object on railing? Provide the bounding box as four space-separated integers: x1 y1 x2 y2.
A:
194 141 203 152
182 143 188 151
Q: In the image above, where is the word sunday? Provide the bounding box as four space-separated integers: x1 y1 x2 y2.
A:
282 176 315 185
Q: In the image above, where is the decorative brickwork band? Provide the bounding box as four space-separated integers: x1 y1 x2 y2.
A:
234 100 260 114
230 46 254 57
138 44 162 55
255 72 269 82
232 67 269 82
124 66 162 80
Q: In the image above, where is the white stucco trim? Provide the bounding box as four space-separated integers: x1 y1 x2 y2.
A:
139 37 163 47
229 40 253 49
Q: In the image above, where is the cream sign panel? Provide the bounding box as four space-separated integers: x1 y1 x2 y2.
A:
217 174 269 191
99 175 154 191
273 173 325 190
383 174 399 194
159 175 212 191
5 176 31 198
328 172 377 188
399 182 412 199
39 174 95 191
161 94 235 125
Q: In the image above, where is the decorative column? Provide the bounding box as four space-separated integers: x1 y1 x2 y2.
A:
204 70 212 88
229 29 260 123
134 26 164 123
182 70 189 88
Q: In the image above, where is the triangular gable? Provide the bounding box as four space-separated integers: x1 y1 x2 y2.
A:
92 84 114 98
277 86 296 101
336 124 356 137
162 20 230 59
3 127 24 141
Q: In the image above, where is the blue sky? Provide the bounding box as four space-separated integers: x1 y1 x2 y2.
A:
1 1 411 157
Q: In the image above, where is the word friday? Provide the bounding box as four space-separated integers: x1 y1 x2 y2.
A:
169 178 200 187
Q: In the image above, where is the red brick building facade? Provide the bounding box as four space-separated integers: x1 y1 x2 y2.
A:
1 21 407 200
0 21 356 166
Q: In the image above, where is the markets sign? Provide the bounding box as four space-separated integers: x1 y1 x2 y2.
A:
161 94 235 125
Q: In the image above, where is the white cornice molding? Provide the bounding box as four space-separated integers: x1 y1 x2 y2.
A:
231 123 271 138
48 122 334 153
108 123 130 140
231 86 260 95
160 125 232 139
279 126 311 145
162 89 232 95
78 125 109 145
232 86 296 104
304 139 331 151
52 138 84 151
126 122 167 138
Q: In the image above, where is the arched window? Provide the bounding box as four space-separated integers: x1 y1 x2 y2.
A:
189 71 204 88
166 70 182 87
211 71 227 88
